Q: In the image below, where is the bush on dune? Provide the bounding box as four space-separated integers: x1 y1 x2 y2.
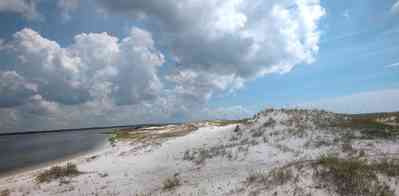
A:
35 163 81 183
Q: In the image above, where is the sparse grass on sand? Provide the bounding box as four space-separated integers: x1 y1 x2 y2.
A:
35 163 81 183
314 155 399 196
246 167 293 187
245 155 399 196
371 158 399 177
334 116 399 139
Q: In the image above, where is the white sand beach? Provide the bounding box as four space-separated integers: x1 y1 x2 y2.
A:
1 109 399 196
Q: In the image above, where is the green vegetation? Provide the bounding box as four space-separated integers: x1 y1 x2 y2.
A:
110 130 145 141
315 155 397 196
317 155 376 196
207 118 251 126
183 146 232 165
244 155 399 196
35 163 81 183
334 116 399 139
339 117 393 129
350 112 399 122
245 168 293 188
162 174 181 191
108 132 118 146
108 124 197 145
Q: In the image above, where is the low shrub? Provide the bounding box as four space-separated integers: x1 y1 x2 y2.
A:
35 163 81 183
371 158 399 177
162 175 180 191
315 155 395 196
0 189 10 196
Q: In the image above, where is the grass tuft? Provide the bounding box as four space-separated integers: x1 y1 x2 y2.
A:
371 158 399 177
35 163 81 183
0 189 10 196
334 117 399 139
315 155 395 196
245 168 293 188
270 168 293 186
162 174 180 191
246 171 267 184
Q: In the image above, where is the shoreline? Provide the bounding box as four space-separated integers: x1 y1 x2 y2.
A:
0 139 110 180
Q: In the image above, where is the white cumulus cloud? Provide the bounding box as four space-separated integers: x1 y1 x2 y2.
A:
2 27 164 107
97 0 325 91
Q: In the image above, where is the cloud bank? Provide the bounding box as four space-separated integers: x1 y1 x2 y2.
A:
97 0 325 78
0 0 326 131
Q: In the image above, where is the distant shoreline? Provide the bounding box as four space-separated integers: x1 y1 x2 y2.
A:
0 123 181 136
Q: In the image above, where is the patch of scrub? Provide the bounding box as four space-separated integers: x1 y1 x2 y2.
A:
35 163 81 184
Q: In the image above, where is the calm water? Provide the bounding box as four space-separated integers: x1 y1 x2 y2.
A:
0 129 110 176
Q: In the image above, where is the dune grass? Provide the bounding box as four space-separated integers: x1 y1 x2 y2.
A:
245 167 293 188
35 163 81 183
315 155 397 196
334 116 399 139
162 174 181 191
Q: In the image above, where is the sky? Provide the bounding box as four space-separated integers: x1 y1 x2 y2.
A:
0 0 398 132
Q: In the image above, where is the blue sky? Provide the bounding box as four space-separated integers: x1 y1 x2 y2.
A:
0 0 398 131
211 0 399 111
